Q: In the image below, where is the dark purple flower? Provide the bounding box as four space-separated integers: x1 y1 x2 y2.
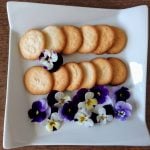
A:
90 112 98 123
47 90 58 107
51 53 63 72
72 88 89 105
60 101 78 121
115 87 130 102
103 104 114 117
51 107 58 113
28 99 51 122
114 101 132 121
90 85 109 104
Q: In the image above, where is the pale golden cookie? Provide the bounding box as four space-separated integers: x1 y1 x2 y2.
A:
65 62 83 91
107 27 127 54
19 29 45 60
62 25 82 54
78 25 99 53
79 62 96 89
24 66 53 95
94 25 115 54
92 58 113 85
52 66 70 91
42 26 66 52
108 58 128 85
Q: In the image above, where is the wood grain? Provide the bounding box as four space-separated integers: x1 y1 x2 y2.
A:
0 0 150 149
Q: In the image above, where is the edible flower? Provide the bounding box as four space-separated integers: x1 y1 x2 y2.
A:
72 88 89 105
46 112 62 132
91 85 109 104
47 90 58 107
78 92 98 111
39 50 63 72
54 92 71 108
60 101 78 121
114 101 132 121
74 109 94 127
28 99 51 122
115 87 130 102
94 105 113 124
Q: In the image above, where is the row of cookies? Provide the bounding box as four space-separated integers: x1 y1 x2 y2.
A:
24 57 128 95
19 25 127 60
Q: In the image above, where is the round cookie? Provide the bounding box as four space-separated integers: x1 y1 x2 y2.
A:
19 29 45 60
79 62 96 89
92 58 113 85
108 58 128 85
62 25 82 54
107 27 127 54
78 25 99 53
42 26 66 53
94 25 115 54
24 66 53 95
65 62 83 91
52 66 69 91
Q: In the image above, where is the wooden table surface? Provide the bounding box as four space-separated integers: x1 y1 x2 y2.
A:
0 0 150 149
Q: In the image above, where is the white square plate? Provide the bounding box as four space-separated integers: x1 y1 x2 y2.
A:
4 1 150 149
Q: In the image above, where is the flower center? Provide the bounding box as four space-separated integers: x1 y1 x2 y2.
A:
119 93 124 98
68 108 71 113
97 92 101 96
85 99 97 110
60 98 65 104
86 99 93 106
100 114 107 120
36 110 39 115
49 120 56 127
118 110 126 117
79 116 86 123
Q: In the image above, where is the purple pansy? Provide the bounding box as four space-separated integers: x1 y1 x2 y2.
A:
90 85 109 104
115 87 130 102
114 101 132 121
47 90 59 113
72 88 89 105
60 101 78 121
28 99 51 122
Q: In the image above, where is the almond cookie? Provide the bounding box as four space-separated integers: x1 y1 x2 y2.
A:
65 62 83 91
62 25 82 54
107 27 127 54
94 25 115 54
92 58 113 85
24 66 53 95
43 26 66 53
19 29 45 60
52 66 69 91
79 62 96 88
108 58 128 85
78 25 99 53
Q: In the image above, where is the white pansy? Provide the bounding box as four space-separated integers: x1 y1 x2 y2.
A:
94 104 113 124
78 92 97 111
74 109 94 127
45 112 62 132
85 92 94 100
49 50 58 62
39 50 58 70
54 92 71 108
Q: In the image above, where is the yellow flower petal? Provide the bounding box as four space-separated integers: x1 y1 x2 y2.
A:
85 98 97 110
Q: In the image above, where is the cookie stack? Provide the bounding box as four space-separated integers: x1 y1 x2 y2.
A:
19 25 126 60
20 24 128 95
